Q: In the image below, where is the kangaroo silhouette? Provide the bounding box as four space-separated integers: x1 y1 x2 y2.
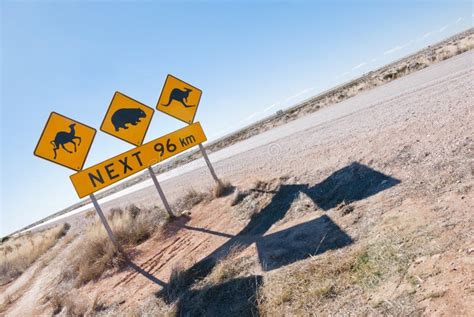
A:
111 108 146 132
51 123 81 159
162 88 195 108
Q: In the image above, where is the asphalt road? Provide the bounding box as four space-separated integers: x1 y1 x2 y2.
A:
32 50 473 230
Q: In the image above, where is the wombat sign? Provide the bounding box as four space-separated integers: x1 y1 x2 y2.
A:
101 92 154 146
111 108 146 131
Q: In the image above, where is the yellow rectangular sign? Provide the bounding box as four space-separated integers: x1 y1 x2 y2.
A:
34 112 96 171
156 74 202 124
101 92 155 146
70 122 206 198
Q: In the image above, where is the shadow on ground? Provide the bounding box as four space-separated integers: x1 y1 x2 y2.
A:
176 275 263 316
154 162 400 315
256 215 352 271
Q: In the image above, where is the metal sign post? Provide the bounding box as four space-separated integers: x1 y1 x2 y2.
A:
155 74 221 185
198 143 221 184
147 166 174 218
89 193 125 255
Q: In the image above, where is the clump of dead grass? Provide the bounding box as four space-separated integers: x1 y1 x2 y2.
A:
0 223 70 284
173 188 211 214
66 206 163 286
171 181 233 215
45 291 106 316
231 178 281 221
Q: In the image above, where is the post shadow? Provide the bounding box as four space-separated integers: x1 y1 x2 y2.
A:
156 162 400 307
161 214 235 239
181 225 235 239
127 261 168 287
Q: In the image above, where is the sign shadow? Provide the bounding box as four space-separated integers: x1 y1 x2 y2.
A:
256 215 352 271
305 162 401 210
156 162 400 311
175 275 263 316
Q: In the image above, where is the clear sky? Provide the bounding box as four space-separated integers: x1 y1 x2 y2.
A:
1 0 472 236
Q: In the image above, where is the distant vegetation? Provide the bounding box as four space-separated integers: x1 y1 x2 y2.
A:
0 223 70 285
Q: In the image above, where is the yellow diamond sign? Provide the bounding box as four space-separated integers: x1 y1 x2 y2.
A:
34 112 96 171
101 92 154 146
156 74 202 124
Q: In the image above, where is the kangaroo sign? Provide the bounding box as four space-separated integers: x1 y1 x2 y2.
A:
156 74 202 124
101 92 155 146
34 112 96 171
70 122 206 198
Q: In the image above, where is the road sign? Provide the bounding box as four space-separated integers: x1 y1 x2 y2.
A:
156 74 202 124
101 92 154 146
70 122 206 198
101 92 173 217
34 112 96 171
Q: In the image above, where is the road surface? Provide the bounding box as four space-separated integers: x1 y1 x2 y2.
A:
31 50 473 230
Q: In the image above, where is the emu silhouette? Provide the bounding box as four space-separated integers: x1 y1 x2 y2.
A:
51 123 81 159
162 88 195 108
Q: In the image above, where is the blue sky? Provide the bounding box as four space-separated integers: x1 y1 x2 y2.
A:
1 0 472 236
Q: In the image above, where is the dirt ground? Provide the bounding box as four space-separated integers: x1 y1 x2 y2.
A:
1 46 473 315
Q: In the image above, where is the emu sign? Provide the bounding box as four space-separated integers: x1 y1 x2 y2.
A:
70 122 207 198
156 74 202 124
34 112 96 171
101 92 155 146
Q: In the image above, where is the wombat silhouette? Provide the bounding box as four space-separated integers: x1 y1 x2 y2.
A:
111 108 146 131
162 88 195 108
51 123 81 159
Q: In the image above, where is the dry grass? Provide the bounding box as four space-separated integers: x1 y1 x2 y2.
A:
161 247 253 301
231 178 281 221
0 223 70 285
149 247 257 316
173 188 211 214
257 235 417 315
66 206 163 286
201 246 254 286
44 291 106 316
59 185 232 288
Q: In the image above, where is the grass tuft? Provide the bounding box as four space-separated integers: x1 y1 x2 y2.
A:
173 188 211 213
67 206 163 286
